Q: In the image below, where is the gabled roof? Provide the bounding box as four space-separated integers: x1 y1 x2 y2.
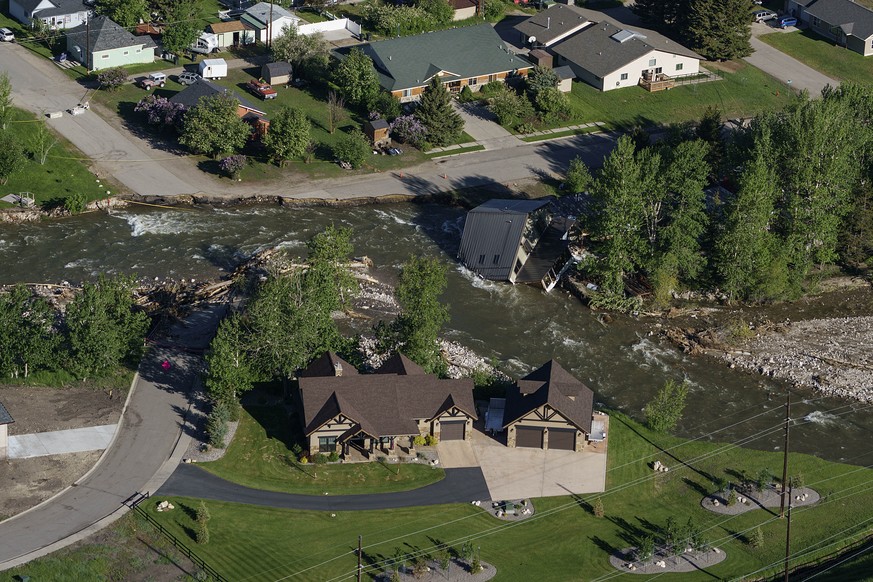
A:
503 360 594 434
351 23 533 92
805 0 873 39
299 353 476 438
66 16 155 52
551 18 702 79
14 0 47 14
169 78 265 116
29 0 90 18
263 61 293 76
208 20 254 34
300 351 359 378
552 65 575 80
0 401 13 425
243 1 297 25
515 4 601 46
449 0 477 10
375 353 426 376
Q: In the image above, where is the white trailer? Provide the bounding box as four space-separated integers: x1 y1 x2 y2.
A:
190 32 219 54
198 58 228 80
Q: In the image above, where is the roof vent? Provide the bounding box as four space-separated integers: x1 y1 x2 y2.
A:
611 29 647 43
334 362 343 376
389 55 392 60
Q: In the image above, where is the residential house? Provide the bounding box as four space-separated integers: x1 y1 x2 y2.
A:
9 0 91 29
449 0 478 21
297 352 477 460
503 360 601 452
350 23 533 102
65 16 156 71
261 61 293 85
169 79 270 138
206 20 256 49
514 3 601 47
457 198 576 290
241 2 301 44
0 401 12 460
791 0 873 56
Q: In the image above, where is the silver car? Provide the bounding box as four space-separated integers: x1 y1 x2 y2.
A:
178 71 201 85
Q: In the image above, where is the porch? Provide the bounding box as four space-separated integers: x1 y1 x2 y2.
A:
340 435 415 463
639 72 675 92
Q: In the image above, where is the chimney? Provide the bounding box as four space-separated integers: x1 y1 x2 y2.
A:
334 361 343 376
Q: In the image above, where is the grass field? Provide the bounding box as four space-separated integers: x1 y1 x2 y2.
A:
199 406 445 495
758 30 873 86
0 107 125 209
132 412 873 581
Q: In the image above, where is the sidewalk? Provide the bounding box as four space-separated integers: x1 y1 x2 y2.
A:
8 425 116 459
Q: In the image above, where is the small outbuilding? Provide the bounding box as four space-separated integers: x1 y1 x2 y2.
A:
0 401 14 460
528 48 553 68
553 65 575 92
207 20 256 48
364 118 390 146
261 61 293 85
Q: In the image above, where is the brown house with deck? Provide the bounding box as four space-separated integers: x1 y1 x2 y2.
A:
297 353 476 460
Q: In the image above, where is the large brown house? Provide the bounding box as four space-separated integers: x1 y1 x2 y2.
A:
503 360 597 452
297 353 476 460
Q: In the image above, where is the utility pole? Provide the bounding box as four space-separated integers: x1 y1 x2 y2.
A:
267 2 273 50
85 17 91 71
357 535 362 582
784 484 793 582
780 390 791 518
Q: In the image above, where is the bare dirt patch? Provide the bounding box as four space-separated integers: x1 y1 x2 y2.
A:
0 382 129 518
706 60 743 73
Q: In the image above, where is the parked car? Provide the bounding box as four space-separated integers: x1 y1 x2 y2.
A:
0 27 14 42
138 72 167 90
246 79 278 100
177 71 201 85
753 9 777 22
777 16 797 28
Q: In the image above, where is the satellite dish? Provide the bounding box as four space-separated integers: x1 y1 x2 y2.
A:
529 36 537 43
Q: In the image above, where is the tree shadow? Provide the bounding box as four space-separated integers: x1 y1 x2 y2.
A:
244 404 296 449
137 536 195 577
590 535 620 558
683 476 711 498
606 515 649 547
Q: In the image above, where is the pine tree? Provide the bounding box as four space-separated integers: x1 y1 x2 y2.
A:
687 0 752 60
633 0 686 35
414 77 464 147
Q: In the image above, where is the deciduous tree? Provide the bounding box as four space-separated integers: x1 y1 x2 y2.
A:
96 0 149 27
332 130 370 169
272 25 329 78
0 132 25 185
0 285 59 378
160 0 202 57
0 73 12 131
333 48 380 109
180 93 251 158
29 117 60 164
644 378 689 433
263 106 311 165
205 314 255 406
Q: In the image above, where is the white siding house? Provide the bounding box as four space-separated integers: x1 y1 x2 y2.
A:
10 0 91 29
241 2 301 44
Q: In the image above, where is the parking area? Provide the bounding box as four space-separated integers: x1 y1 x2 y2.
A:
437 423 607 499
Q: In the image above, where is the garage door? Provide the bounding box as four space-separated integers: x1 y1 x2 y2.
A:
515 426 544 448
549 428 576 451
440 420 466 441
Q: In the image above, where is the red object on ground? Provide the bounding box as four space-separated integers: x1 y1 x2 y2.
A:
161 360 171 371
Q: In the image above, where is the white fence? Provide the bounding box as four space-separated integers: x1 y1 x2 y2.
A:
297 18 361 37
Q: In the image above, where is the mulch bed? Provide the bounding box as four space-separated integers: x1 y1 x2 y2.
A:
701 486 819 515
609 547 727 574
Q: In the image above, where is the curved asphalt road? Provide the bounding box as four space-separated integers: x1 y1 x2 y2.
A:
158 464 491 511
0 306 224 571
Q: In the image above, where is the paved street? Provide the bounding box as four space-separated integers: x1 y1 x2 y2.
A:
745 22 838 96
0 306 224 571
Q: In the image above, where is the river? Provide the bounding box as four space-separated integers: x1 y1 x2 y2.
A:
2 203 872 466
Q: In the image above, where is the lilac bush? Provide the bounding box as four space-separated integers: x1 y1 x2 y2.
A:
389 114 427 147
96 67 127 91
219 154 247 178
134 95 186 130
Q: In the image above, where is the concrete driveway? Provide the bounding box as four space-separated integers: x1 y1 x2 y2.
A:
438 426 607 499
454 102 524 151
745 22 838 96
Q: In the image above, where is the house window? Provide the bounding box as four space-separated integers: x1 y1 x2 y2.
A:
123 51 129 55
469 77 478 86
675 63 683 71
478 254 485 264
101 54 109 59
648 58 657 66
492 254 500 265
620 72 628 80
402 88 411 97
488 74 496 83
318 436 336 453
514 259 523 274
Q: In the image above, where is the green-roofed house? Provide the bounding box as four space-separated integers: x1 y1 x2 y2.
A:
65 15 156 71
352 23 533 102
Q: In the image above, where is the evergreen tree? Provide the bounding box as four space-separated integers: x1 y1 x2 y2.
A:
263 106 311 166
415 77 464 147
633 0 686 35
687 0 752 60
695 106 724 177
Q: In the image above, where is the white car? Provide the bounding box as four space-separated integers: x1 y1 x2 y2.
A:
0 27 14 42
753 9 777 22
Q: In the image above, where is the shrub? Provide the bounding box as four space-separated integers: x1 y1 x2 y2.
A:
755 468 772 492
64 191 88 214
593 497 604 518
333 130 369 169
749 526 765 548
312 453 328 464
413 556 429 578
390 114 427 147
424 434 438 446
727 488 738 506
373 92 401 120
789 473 805 490
483 0 504 19
470 555 483 574
515 122 536 134
134 95 185 130
219 154 247 179
478 80 505 98
644 379 689 433
412 434 426 447
458 85 475 103
290 443 303 456
328 451 340 462
299 455 309 464
564 156 592 194
96 67 128 91
636 535 655 562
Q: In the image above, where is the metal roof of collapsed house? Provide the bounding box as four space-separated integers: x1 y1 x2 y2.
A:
503 360 594 434
0 401 13 425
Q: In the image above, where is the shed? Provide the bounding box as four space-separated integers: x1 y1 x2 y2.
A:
261 61 293 85
207 20 256 48
0 401 14 460
552 65 575 92
528 48 553 69
364 119 390 146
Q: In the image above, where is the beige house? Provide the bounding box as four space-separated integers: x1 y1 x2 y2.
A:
0 402 13 460
503 360 599 452
297 353 476 460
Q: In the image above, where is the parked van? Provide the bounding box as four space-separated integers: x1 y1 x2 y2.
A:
778 16 798 28
0 27 14 42
753 9 777 22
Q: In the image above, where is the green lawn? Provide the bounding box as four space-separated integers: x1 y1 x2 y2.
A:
551 61 794 131
137 412 873 581
199 406 445 495
0 107 126 209
759 30 873 86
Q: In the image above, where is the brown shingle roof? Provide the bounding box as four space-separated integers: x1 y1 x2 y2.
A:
208 20 254 34
449 0 477 9
375 353 426 375
503 360 594 434
300 352 359 378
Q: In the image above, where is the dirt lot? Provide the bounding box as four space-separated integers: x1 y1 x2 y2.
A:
0 382 129 519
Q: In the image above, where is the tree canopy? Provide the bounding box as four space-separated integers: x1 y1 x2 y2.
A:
272 25 329 79
415 77 464 147
96 0 149 27
333 48 380 109
180 93 251 158
263 106 311 166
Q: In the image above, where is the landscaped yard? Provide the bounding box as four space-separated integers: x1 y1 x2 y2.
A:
128 413 873 581
555 61 795 130
759 30 873 86
199 406 445 495
0 107 125 209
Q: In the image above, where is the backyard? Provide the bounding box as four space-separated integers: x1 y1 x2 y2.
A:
758 29 873 86
199 406 446 495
